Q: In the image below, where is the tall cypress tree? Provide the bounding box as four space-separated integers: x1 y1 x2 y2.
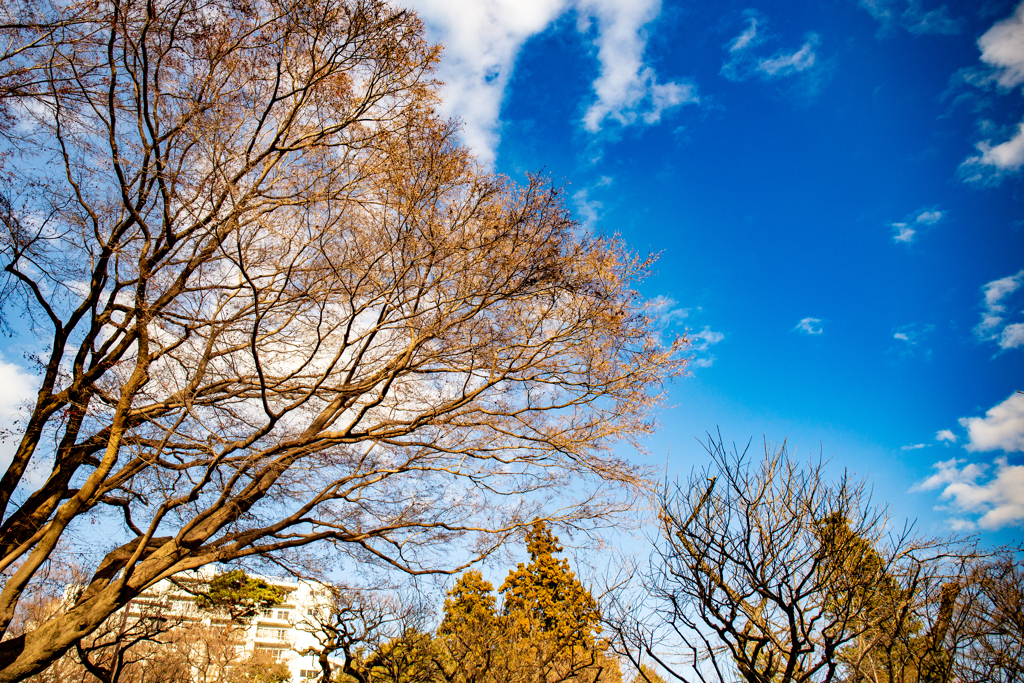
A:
499 520 602 650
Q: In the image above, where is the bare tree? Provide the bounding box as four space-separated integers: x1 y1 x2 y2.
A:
297 584 426 683
948 552 1024 683
0 0 685 678
607 436 966 683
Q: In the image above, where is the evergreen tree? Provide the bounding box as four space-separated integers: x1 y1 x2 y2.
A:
440 572 499 637
499 520 601 650
814 514 958 683
192 570 288 623
437 572 501 683
435 521 617 683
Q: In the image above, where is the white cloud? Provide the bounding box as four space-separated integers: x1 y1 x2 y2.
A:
411 0 568 163
974 268 1024 349
957 3 1024 182
692 326 725 351
984 269 1024 309
889 323 934 359
936 429 957 443
911 457 982 491
912 457 1024 530
892 224 916 243
644 307 719 367
0 353 38 469
959 392 1024 453
649 295 691 328
729 17 760 53
960 119 1024 181
858 0 962 37
794 317 823 335
901 443 928 450
573 188 603 230
890 207 943 243
1001 323 1024 349
580 0 698 132
684 325 724 369
977 1 1024 90
756 38 819 78
722 15 821 85
410 0 695 162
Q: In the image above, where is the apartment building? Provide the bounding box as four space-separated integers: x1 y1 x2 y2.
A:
131 568 337 682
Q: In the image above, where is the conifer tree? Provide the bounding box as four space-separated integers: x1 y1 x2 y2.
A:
500 520 601 650
436 572 501 683
439 572 499 638
435 521 618 683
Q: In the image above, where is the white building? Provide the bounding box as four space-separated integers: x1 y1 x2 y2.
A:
131 568 339 682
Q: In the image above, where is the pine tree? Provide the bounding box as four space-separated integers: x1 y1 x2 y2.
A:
435 521 617 683
813 513 955 683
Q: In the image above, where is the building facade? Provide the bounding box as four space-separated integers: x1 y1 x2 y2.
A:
131 568 337 682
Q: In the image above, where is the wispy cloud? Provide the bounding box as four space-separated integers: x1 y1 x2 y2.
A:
573 189 603 230
411 0 695 162
974 268 1024 350
692 326 725 350
892 224 916 243
911 456 1024 530
648 299 721 367
960 120 1024 182
794 317 824 335
857 0 963 37
649 295 692 328
690 326 725 368
579 0 699 132
890 323 934 359
956 2 1024 183
901 443 928 450
728 17 760 53
722 13 822 88
890 207 944 243
756 38 819 78
936 429 958 444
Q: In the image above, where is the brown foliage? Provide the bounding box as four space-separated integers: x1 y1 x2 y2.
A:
0 0 685 678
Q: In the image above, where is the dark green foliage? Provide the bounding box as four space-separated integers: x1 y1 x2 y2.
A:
192 570 287 623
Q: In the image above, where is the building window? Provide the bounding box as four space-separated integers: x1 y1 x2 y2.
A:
276 609 290 620
256 628 289 640
299 671 320 679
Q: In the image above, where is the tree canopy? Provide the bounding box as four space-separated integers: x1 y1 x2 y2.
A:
191 570 288 623
0 0 684 677
500 520 602 649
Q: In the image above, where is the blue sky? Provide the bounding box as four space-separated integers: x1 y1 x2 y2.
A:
406 0 1024 542
0 0 1019 545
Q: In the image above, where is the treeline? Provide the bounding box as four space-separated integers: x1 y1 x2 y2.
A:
27 443 1023 683
21 521 621 683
